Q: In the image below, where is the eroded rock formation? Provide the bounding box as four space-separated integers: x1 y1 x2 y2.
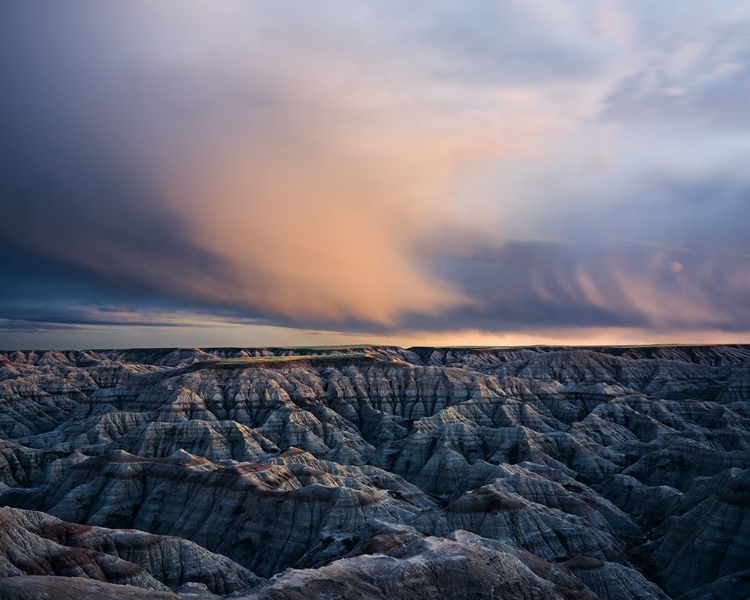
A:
0 346 748 598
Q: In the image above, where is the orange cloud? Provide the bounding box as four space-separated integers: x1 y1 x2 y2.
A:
156 60 560 325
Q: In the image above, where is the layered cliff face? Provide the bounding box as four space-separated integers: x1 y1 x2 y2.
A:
0 346 748 599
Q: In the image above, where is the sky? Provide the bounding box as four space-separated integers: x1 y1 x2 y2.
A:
1 1 750 349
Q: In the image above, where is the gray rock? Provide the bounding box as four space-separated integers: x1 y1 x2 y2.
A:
0 576 183 599
1 345 749 598
0 506 258 594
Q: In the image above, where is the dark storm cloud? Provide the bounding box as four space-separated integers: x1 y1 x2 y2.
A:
0 3 258 315
0 142 234 300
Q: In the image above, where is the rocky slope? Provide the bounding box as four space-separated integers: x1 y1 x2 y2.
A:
0 345 748 599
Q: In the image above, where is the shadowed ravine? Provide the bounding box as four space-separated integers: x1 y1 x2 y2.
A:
0 346 749 599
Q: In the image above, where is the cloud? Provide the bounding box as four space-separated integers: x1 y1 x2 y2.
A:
1 0 571 329
366 0 623 84
405 168 750 335
409 237 750 335
1 1 749 347
603 2 750 127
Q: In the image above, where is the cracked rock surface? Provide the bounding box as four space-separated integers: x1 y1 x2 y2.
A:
0 345 749 599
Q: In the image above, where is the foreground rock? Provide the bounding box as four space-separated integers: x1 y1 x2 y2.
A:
0 345 749 598
239 530 669 600
0 576 183 600
0 506 258 594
